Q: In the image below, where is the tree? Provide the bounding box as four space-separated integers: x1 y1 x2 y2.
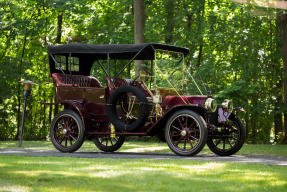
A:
164 0 175 43
56 12 63 44
279 12 287 143
232 0 287 144
196 0 205 67
133 0 145 78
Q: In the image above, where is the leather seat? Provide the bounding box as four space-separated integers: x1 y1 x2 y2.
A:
52 73 103 88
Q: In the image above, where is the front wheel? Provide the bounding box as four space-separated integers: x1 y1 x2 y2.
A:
50 110 85 153
207 114 245 156
165 110 207 156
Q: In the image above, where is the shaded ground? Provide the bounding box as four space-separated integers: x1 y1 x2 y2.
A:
1 148 287 166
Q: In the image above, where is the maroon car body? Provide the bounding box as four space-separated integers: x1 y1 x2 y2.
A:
47 43 245 156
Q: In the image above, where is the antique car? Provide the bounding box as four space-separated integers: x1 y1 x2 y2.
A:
47 43 245 156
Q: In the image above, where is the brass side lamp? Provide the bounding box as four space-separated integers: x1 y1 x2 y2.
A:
18 80 38 147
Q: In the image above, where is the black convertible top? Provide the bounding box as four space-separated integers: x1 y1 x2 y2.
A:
47 43 189 75
47 43 189 60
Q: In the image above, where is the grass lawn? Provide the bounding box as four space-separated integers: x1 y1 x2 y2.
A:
0 155 287 192
0 140 287 157
0 141 287 191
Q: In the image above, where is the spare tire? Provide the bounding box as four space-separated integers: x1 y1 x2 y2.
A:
107 86 150 132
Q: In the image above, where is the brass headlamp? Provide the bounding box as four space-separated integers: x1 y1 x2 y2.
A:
222 99 233 113
205 98 217 112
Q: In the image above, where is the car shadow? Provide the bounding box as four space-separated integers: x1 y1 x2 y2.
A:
75 151 218 158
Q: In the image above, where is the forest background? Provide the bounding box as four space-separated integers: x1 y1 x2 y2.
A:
1 0 287 144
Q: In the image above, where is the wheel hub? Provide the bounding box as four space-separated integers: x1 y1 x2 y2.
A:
181 130 187 136
62 129 68 134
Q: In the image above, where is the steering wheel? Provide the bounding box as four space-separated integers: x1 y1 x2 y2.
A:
131 72 152 86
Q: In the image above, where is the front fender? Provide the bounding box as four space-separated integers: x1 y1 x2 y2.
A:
147 104 208 135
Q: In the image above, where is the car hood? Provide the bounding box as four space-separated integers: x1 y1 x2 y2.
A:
162 95 208 106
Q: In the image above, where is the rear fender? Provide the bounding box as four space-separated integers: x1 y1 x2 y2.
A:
60 100 89 133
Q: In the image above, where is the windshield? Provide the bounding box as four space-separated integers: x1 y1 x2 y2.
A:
89 50 205 96
150 50 204 96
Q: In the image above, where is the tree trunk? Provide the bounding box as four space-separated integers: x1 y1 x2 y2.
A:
53 12 63 116
184 0 195 66
15 33 28 140
165 0 175 43
274 104 283 142
274 78 282 143
274 14 283 143
48 98 53 124
56 12 63 44
186 13 195 68
133 0 145 78
279 13 287 144
251 116 257 143
127 2 133 78
244 112 249 140
54 96 58 117
197 0 205 67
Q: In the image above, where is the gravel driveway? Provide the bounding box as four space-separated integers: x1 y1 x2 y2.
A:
1 148 287 166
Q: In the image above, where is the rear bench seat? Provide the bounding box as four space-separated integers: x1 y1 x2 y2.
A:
52 73 103 88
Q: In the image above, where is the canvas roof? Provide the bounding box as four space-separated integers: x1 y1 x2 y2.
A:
47 43 189 60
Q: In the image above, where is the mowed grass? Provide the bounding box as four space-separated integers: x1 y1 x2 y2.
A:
0 155 286 192
0 141 287 191
0 140 287 157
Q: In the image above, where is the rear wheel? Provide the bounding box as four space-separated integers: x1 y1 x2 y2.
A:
165 110 207 156
50 110 85 153
207 115 245 156
94 135 125 152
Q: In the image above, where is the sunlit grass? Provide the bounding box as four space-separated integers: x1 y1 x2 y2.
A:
0 155 286 192
0 140 287 157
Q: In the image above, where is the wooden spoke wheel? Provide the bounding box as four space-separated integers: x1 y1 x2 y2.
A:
50 110 85 153
94 134 125 152
207 115 245 156
165 110 207 156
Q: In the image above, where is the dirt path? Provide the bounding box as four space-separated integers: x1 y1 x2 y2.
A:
1 148 287 166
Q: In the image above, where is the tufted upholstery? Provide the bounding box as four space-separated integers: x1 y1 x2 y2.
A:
52 73 103 87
